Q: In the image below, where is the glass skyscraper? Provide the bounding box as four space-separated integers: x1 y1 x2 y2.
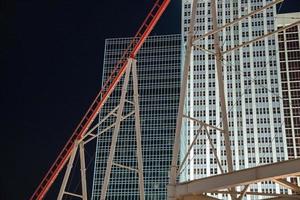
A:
278 12 300 160
181 0 288 198
277 12 300 187
91 35 181 199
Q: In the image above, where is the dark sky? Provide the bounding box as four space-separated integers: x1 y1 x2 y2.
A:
0 0 299 199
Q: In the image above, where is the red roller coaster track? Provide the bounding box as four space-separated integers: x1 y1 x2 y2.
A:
30 0 171 199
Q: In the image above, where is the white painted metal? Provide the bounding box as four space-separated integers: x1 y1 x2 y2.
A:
169 0 198 198
237 185 249 200
63 192 83 198
168 1 300 199
211 1 237 197
177 116 225 176
132 59 145 200
100 58 133 200
265 197 300 200
82 106 119 140
100 58 145 200
211 0 234 175
55 1 300 199
170 158 300 198
83 110 135 144
56 142 88 200
183 115 224 133
203 126 224 174
193 45 215 56
57 140 79 200
273 179 300 193
181 195 221 200
169 0 235 198
125 99 134 105
177 124 204 175
55 67 143 199
223 20 300 54
79 142 88 200
210 191 300 199
193 0 284 43
112 162 138 172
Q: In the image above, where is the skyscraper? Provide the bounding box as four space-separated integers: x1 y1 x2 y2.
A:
92 35 181 199
181 0 288 198
277 12 300 186
278 12 300 160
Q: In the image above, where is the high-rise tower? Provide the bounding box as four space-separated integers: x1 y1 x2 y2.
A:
278 12 300 160
92 35 181 200
277 12 300 186
181 0 288 198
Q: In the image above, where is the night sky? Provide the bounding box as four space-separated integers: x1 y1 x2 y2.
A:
1 0 299 199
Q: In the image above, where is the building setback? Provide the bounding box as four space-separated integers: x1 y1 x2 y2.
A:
181 0 288 199
277 12 300 185
91 35 181 200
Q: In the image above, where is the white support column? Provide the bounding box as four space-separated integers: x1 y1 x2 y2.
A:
203 126 224 174
177 125 204 175
79 142 88 200
131 58 145 200
211 0 233 175
169 1 198 198
211 0 235 198
100 59 133 200
57 140 79 200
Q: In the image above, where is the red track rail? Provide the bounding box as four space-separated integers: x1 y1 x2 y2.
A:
30 0 170 199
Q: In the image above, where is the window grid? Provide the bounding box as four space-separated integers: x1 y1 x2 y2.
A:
92 35 181 200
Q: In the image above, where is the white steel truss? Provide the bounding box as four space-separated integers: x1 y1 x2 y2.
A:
100 58 145 200
54 1 300 199
56 58 145 200
57 140 88 200
172 158 300 198
168 0 300 199
168 0 235 199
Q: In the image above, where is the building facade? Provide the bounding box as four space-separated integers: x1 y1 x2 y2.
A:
278 12 300 160
277 12 300 185
91 35 181 199
181 0 288 198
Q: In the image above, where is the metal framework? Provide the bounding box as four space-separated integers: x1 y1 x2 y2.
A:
54 58 144 200
168 0 300 199
172 158 300 198
57 141 87 200
30 0 300 199
30 0 170 199
99 58 145 200
168 0 235 199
